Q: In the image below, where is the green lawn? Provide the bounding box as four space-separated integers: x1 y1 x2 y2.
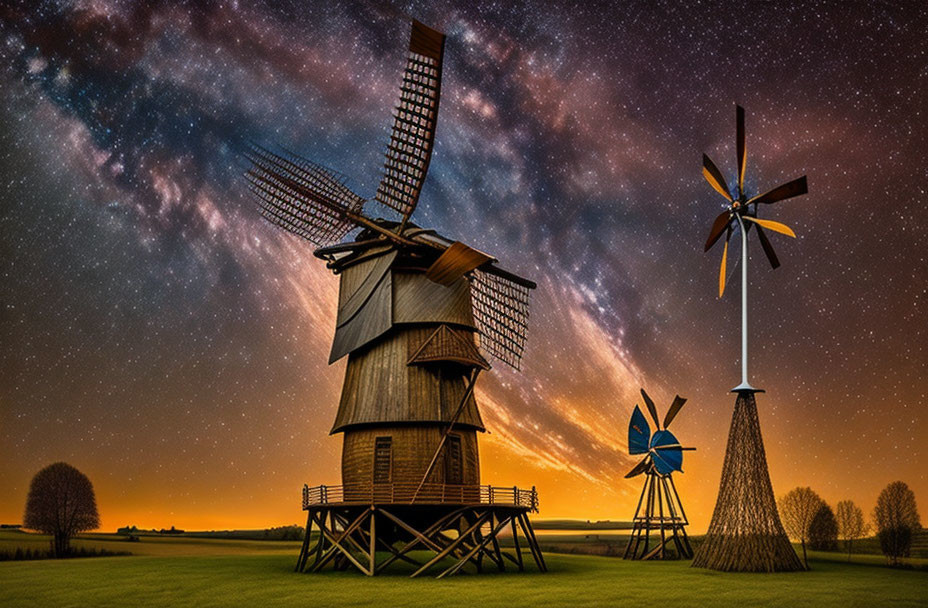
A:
1 532 925 607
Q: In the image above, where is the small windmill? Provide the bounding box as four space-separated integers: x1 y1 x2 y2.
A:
247 20 545 578
623 389 694 560
692 106 808 572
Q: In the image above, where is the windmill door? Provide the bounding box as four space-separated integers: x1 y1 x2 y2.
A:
374 437 392 485
444 435 463 485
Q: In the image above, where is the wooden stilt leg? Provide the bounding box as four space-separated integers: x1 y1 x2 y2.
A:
511 515 524 571
642 474 655 558
668 476 693 558
296 510 313 572
369 507 377 575
624 475 649 559
657 475 666 559
517 512 547 572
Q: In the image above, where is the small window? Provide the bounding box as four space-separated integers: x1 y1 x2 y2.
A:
445 435 463 485
374 437 392 484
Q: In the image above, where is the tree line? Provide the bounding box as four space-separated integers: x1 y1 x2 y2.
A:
778 481 921 568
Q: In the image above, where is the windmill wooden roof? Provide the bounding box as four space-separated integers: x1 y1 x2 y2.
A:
316 222 535 371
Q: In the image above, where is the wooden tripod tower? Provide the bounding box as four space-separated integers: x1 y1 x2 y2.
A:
624 471 692 560
245 20 545 577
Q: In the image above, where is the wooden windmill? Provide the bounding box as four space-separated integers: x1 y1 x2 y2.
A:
623 389 694 560
246 20 546 578
691 106 807 572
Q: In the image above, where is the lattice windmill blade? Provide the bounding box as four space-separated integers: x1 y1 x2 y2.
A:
662 396 687 429
736 105 747 198
470 268 532 370
746 176 808 205
373 20 445 228
245 145 366 247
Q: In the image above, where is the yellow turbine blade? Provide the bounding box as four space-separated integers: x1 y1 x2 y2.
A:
739 141 747 193
719 237 729 298
743 216 796 238
702 167 732 201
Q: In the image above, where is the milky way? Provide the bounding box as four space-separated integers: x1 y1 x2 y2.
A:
1 1 926 530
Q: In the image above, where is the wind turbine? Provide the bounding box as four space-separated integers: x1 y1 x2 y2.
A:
702 105 808 392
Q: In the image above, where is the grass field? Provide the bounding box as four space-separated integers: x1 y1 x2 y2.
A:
1 531 926 607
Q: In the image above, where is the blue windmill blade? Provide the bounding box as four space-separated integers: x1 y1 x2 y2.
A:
653 447 683 474
650 430 684 474
650 447 683 475
628 406 651 455
650 429 680 450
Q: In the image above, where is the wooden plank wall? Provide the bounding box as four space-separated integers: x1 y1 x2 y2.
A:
331 327 484 432
341 426 480 487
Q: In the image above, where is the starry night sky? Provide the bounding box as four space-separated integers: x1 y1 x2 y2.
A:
1 1 926 531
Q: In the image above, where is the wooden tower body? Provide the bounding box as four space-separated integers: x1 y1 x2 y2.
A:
319 231 489 496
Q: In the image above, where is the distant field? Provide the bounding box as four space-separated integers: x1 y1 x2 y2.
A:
1 530 927 607
0 530 297 557
532 519 633 530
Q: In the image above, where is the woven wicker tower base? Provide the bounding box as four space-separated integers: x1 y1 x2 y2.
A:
692 391 804 572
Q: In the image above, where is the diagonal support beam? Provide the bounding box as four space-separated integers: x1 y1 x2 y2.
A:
410 511 491 577
311 508 373 575
437 515 512 579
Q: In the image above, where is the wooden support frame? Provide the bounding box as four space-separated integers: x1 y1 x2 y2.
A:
623 470 693 560
295 503 546 578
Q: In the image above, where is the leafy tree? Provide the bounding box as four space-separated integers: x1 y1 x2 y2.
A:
778 486 824 568
23 462 100 557
835 500 870 561
873 481 921 566
808 502 838 551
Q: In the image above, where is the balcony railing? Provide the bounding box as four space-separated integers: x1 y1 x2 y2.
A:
302 483 539 512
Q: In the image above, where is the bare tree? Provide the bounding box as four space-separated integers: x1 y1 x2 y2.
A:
778 487 823 568
23 462 100 557
873 481 921 566
835 500 869 562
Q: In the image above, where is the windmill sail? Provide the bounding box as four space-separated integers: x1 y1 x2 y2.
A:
245 146 365 247
373 20 445 226
471 269 531 370
628 406 651 455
